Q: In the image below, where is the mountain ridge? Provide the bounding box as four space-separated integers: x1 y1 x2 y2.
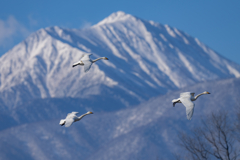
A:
0 77 239 159
0 11 239 110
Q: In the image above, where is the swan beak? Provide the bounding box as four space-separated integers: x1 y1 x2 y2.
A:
89 111 93 114
207 92 210 94
105 57 109 60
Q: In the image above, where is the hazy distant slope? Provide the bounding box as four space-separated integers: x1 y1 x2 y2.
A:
86 77 240 160
0 11 240 109
0 77 239 160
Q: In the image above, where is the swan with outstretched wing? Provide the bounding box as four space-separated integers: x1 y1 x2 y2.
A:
72 54 109 72
172 91 210 120
59 111 93 127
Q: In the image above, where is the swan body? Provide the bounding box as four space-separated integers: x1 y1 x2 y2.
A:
59 111 93 127
172 91 210 120
72 54 109 72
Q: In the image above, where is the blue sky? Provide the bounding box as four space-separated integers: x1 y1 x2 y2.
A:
0 0 240 64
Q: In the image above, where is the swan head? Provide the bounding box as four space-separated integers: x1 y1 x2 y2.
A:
87 111 93 114
59 119 66 126
103 57 109 60
203 91 210 94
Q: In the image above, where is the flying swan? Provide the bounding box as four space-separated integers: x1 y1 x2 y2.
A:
172 91 210 120
72 54 109 72
59 111 93 127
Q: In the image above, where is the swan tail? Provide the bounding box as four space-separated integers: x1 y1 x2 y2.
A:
59 119 66 126
172 99 180 107
72 62 79 67
173 102 177 107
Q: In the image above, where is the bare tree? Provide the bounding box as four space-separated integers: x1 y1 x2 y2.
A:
177 112 240 160
235 108 240 142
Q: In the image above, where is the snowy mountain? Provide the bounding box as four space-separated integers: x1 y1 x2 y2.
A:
0 11 240 109
0 11 240 159
0 77 239 160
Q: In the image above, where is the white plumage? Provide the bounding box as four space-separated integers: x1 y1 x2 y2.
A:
59 111 93 127
172 91 210 120
72 54 109 72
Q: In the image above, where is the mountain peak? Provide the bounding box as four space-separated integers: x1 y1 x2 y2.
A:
1 11 240 110
96 11 136 26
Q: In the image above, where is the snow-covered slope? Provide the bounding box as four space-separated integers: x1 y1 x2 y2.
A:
1 11 240 110
0 77 239 160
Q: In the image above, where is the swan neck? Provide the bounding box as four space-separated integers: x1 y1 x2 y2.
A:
194 93 205 100
92 57 104 63
77 113 89 121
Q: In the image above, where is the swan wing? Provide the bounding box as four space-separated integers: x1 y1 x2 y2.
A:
81 54 92 61
66 112 79 118
180 92 191 98
180 97 195 120
78 54 84 60
83 60 92 72
65 118 75 127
